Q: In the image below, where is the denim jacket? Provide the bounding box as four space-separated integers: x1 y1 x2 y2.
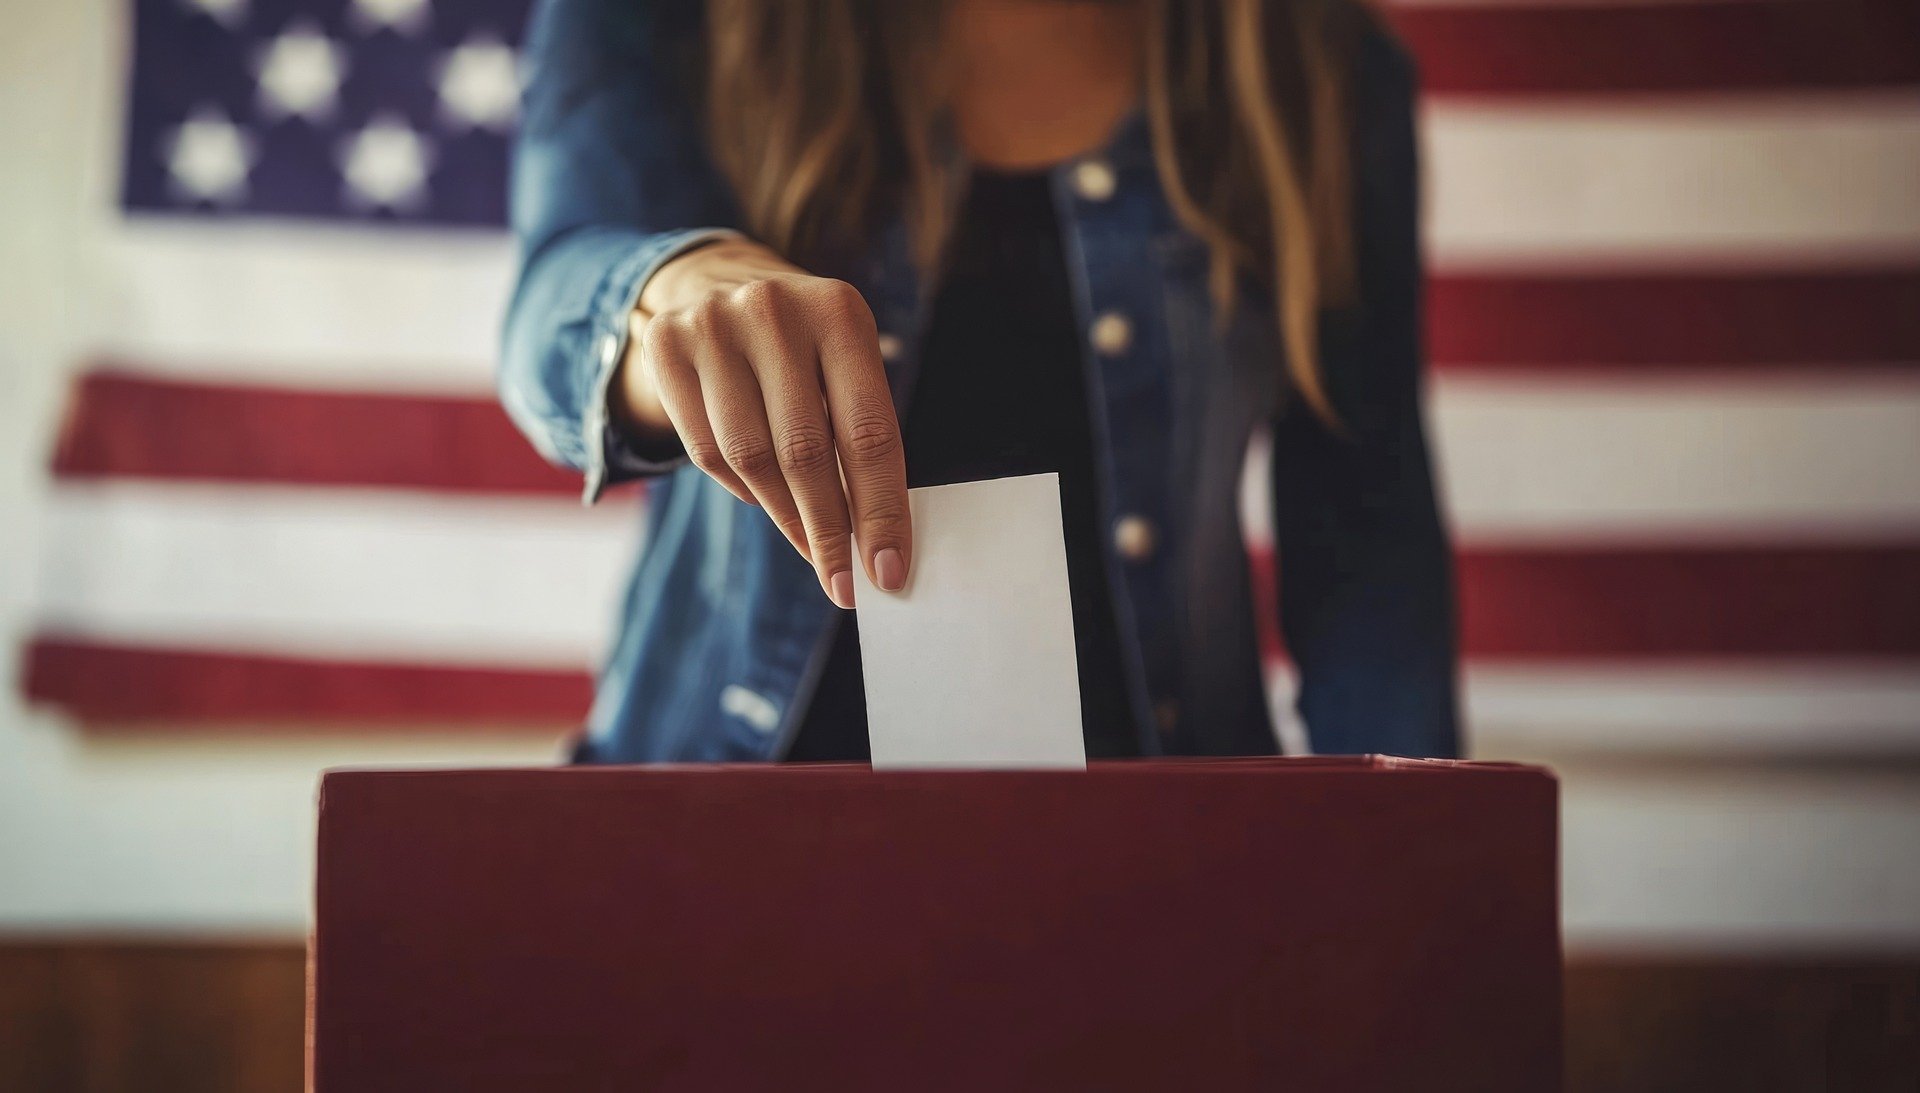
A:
500 0 1460 763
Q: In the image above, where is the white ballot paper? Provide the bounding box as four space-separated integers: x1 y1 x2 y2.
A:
852 473 1087 769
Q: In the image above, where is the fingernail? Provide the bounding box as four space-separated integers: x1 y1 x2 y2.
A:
828 570 855 610
875 548 906 592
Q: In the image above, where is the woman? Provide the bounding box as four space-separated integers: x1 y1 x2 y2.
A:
501 0 1458 763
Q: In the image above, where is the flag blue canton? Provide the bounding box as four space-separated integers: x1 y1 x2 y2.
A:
122 0 533 226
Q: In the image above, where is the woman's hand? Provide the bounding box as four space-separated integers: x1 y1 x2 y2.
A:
615 239 910 610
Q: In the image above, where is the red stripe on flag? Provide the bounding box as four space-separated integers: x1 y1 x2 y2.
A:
21 639 592 726
52 370 580 496
1392 0 1920 97
1457 546 1920 658
1253 545 1920 661
1429 270 1920 370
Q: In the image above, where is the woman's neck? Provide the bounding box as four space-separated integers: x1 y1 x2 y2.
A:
944 0 1145 170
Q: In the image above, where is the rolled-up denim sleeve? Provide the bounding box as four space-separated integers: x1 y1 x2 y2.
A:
1269 29 1462 758
500 0 741 503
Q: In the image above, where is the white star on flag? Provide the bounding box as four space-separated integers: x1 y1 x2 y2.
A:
165 108 254 203
437 39 520 130
339 115 433 210
256 24 347 121
350 0 430 35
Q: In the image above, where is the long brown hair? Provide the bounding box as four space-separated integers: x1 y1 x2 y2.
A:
705 0 1362 422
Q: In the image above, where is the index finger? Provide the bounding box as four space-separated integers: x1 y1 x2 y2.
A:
814 290 910 593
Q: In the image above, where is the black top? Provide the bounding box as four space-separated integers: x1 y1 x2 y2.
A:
787 169 1139 761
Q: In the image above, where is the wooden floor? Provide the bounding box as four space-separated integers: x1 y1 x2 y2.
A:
1 943 305 1093
1 942 1915 1091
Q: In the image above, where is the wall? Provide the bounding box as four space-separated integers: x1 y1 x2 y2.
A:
3 0 1919 956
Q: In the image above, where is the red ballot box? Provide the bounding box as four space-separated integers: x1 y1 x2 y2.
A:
310 757 1561 1091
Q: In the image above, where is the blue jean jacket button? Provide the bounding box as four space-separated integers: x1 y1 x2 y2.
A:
1113 514 1156 562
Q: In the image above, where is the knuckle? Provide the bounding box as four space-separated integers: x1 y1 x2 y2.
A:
774 425 836 476
839 411 901 461
638 316 679 363
684 439 726 475
683 295 728 343
730 278 785 325
807 522 853 561
857 495 909 536
719 433 778 479
811 544 852 571
808 278 870 324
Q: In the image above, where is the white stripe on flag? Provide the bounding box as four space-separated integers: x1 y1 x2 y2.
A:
1426 94 1920 266
1266 662 1920 755
1465 663 1920 754
97 221 514 393
34 482 636 667
1432 372 1920 544
1243 372 1920 547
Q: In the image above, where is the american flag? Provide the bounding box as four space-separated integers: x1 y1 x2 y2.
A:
22 0 1920 758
